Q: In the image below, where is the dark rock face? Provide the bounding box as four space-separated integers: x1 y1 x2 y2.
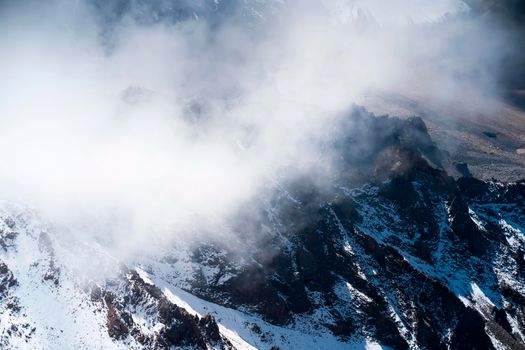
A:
91 267 232 349
174 109 525 349
198 314 221 342
0 261 17 298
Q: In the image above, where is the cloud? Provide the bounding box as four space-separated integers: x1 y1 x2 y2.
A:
0 0 516 257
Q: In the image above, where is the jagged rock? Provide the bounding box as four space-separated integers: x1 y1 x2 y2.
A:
198 314 220 342
0 262 17 297
0 110 524 349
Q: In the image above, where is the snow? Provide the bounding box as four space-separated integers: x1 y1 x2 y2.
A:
468 208 485 231
499 219 525 249
143 268 385 350
135 267 154 285
0 205 125 350
471 282 495 308
333 278 372 307
1 175 523 349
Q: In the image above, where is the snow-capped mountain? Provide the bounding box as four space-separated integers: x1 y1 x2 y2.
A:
1 1 524 349
1 108 524 349
322 0 469 25
86 0 471 27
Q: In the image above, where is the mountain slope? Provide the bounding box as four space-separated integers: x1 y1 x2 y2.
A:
1 109 524 349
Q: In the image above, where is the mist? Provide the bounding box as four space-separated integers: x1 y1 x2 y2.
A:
0 0 516 257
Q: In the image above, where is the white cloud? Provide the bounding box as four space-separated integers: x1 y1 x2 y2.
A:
0 0 511 257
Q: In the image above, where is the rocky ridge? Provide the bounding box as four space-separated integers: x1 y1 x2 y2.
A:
0 108 524 349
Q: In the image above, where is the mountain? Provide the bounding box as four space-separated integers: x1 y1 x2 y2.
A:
85 0 471 28
323 0 469 25
1 108 524 349
2 1 525 349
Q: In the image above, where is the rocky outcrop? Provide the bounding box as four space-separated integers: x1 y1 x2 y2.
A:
0 109 524 349
173 109 525 349
92 268 234 349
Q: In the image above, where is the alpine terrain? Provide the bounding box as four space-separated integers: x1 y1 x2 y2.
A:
0 0 524 349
